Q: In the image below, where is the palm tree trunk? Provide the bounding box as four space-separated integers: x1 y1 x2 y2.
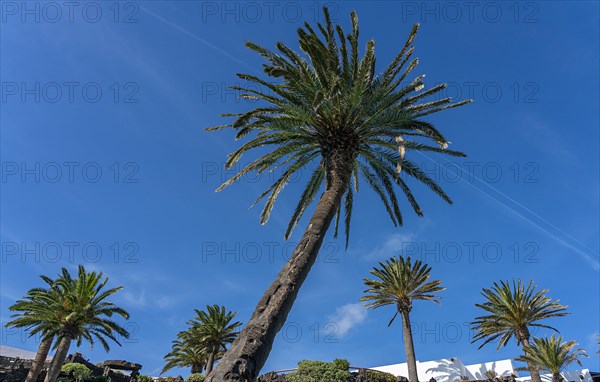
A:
191 362 203 374
43 336 72 382
206 172 350 382
26 336 53 382
206 351 216 375
400 310 419 382
552 373 563 382
521 337 542 382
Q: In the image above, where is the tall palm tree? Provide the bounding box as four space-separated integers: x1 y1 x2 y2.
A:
162 333 207 375
5 274 63 382
361 256 444 382
205 7 470 381
43 266 131 382
515 335 588 382
471 280 569 382
192 305 242 375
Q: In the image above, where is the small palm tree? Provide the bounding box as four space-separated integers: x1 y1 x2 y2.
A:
6 274 63 382
43 266 131 382
515 335 588 382
163 306 241 377
361 256 444 382
471 280 569 382
206 7 470 380
162 334 206 375
191 305 242 375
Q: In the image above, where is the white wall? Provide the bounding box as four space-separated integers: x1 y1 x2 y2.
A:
371 358 470 382
464 359 519 379
516 369 593 382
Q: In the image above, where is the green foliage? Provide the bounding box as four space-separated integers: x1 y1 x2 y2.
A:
162 305 241 375
287 359 351 382
471 280 569 350
484 370 498 380
190 305 242 359
185 373 206 382
137 376 153 382
6 265 130 357
515 334 588 375
208 8 472 247
366 370 397 382
361 256 444 324
60 363 91 381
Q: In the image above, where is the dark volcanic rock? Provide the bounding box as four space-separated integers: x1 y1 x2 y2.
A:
98 360 142 371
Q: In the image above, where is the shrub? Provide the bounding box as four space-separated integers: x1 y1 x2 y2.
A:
138 376 153 382
185 373 205 382
287 359 351 382
61 363 92 382
366 370 397 382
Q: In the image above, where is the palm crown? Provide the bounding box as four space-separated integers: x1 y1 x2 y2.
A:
162 333 207 375
191 305 242 356
6 274 64 340
53 265 130 351
472 280 569 349
515 335 588 376
209 8 471 246
361 256 444 325
164 305 242 376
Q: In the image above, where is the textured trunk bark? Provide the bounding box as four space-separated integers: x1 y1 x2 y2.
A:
552 373 563 382
44 337 72 382
206 351 216 376
521 336 542 382
191 363 203 374
26 336 53 382
206 173 349 382
401 310 419 382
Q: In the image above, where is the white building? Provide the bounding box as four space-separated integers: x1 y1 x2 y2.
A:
465 359 519 379
0 345 52 360
516 369 594 382
372 357 475 382
370 357 593 382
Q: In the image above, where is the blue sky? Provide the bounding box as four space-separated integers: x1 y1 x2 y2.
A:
1 0 598 378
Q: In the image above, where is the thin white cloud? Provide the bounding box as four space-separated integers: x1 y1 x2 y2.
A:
120 288 147 308
585 332 599 350
364 232 416 260
326 303 368 337
156 296 175 309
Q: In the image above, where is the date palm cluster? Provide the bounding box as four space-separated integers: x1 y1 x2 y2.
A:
6 265 130 382
162 305 242 377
